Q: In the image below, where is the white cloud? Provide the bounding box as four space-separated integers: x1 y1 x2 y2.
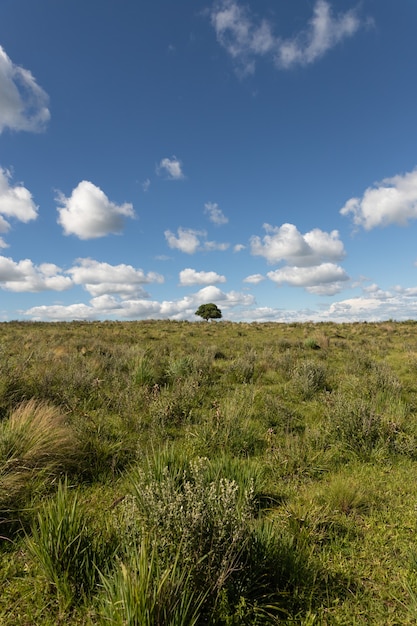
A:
276 0 360 69
340 168 417 230
250 223 345 266
165 227 229 254
56 180 135 239
24 285 254 321
267 263 348 295
157 157 185 180
0 168 38 235
0 46 50 134
210 0 362 75
165 227 204 254
0 256 72 292
68 258 164 298
179 268 226 286
204 202 228 225
203 240 230 251
234 243 245 252
243 273 265 284
142 178 151 192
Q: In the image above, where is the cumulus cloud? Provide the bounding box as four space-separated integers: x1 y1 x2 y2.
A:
165 227 204 254
204 202 228 225
68 258 164 298
210 0 362 75
56 181 135 239
250 223 345 266
267 263 349 295
179 268 226 286
24 285 254 321
0 45 50 134
340 168 417 230
157 157 185 180
165 227 229 254
0 256 72 292
0 168 38 238
234 243 245 252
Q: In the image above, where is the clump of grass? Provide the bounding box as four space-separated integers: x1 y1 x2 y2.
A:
292 360 328 399
98 537 207 626
26 480 110 610
0 400 79 536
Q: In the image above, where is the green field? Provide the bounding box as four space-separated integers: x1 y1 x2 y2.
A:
2 320 417 624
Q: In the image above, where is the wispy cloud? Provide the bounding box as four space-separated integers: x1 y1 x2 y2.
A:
56 180 135 239
341 168 417 230
210 0 363 75
179 267 226 286
243 273 265 284
157 156 185 180
165 227 229 254
204 201 228 225
0 45 50 133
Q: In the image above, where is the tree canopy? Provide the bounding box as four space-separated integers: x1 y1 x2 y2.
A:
195 303 222 321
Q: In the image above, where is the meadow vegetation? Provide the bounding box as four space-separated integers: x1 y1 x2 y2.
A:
1 319 417 623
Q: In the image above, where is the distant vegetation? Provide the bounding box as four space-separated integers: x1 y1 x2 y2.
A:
195 302 223 321
1 319 417 624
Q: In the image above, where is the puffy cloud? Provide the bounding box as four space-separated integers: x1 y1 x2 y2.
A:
165 227 204 254
267 263 349 295
165 227 229 254
68 258 164 298
340 168 417 230
0 168 38 236
0 46 50 133
204 202 228 225
24 285 254 321
234 243 245 252
56 181 135 239
0 256 72 292
250 223 345 266
210 0 362 75
243 274 265 284
157 157 185 180
179 268 226 286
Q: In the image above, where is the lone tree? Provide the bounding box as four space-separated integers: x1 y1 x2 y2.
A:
195 303 222 322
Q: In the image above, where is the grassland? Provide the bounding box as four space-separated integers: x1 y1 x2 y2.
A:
1 319 417 624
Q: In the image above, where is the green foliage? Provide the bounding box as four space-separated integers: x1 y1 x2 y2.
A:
195 302 222 321
0 400 80 537
2 320 417 623
26 480 110 610
99 537 207 626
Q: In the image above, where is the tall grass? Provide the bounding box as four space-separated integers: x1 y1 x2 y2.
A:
0 399 79 537
99 537 207 626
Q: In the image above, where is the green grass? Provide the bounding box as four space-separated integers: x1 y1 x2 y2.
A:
1 319 417 623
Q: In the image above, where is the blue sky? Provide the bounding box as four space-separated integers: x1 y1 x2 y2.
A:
1 0 417 322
